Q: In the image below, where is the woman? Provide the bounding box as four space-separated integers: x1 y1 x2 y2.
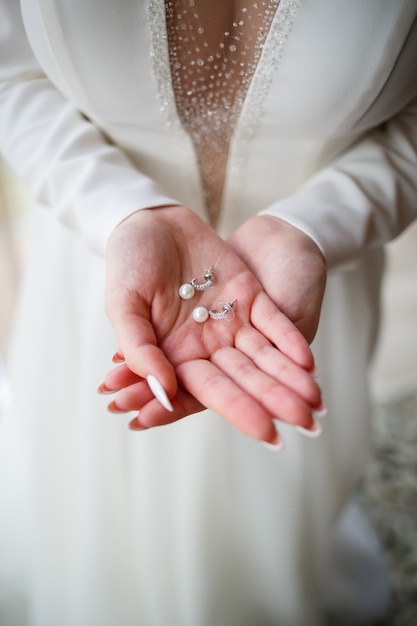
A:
0 1 416 624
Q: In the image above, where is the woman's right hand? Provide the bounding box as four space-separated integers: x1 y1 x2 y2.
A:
103 205 323 444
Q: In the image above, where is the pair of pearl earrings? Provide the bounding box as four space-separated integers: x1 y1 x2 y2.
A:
179 269 236 323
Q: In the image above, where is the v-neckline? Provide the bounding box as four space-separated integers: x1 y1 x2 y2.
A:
148 0 300 227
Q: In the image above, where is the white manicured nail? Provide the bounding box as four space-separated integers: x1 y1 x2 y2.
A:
146 375 173 412
314 403 328 419
310 366 319 378
296 420 322 438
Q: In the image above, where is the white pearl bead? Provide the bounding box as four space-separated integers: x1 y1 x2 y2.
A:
179 282 195 300
192 306 209 323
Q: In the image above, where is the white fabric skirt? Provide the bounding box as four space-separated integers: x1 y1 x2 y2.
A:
0 207 390 625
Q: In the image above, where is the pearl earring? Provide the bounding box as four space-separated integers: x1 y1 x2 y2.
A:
179 269 213 300
193 300 237 323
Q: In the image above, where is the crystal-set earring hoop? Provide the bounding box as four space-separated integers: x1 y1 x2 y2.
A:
192 300 237 323
179 269 213 300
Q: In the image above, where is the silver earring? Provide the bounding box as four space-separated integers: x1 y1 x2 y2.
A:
179 269 213 300
192 300 237 323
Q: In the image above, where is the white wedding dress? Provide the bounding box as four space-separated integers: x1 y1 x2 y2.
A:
1 1 417 625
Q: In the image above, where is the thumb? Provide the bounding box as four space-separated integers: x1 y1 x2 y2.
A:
108 305 177 411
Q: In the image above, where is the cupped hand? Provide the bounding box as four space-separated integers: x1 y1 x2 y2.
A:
228 216 327 344
103 206 323 443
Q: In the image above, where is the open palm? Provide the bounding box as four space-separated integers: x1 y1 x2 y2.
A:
104 206 322 443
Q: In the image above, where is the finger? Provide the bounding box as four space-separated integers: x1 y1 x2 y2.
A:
234 326 322 408
107 380 154 413
250 292 315 372
176 359 278 443
211 347 314 429
101 363 143 392
128 387 205 429
108 302 178 402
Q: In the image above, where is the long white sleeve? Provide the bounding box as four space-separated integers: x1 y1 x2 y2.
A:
0 0 179 255
260 97 417 269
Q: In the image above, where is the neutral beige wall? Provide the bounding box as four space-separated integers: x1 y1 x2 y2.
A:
370 220 417 399
0 161 31 354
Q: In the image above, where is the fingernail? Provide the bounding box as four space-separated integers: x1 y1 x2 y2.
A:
310 366 319 378
97 382 114 395
112 352 125 364
146 375 174 412
314 402 328 419
128 415 149 431
107 400 127 414
296 420 322 438
262 431 285 452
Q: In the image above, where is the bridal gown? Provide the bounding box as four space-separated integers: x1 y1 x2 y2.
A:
1 1 417 625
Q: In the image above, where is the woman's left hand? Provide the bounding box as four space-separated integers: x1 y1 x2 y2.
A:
227 215 327 345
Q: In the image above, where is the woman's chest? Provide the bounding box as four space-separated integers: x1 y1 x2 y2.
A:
21 0 417 135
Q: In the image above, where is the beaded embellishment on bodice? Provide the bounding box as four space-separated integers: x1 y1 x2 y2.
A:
164 0 280 226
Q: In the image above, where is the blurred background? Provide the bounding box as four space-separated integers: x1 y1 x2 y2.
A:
0 158 416 623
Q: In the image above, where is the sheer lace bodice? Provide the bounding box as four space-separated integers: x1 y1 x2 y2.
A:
165 0 280 225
